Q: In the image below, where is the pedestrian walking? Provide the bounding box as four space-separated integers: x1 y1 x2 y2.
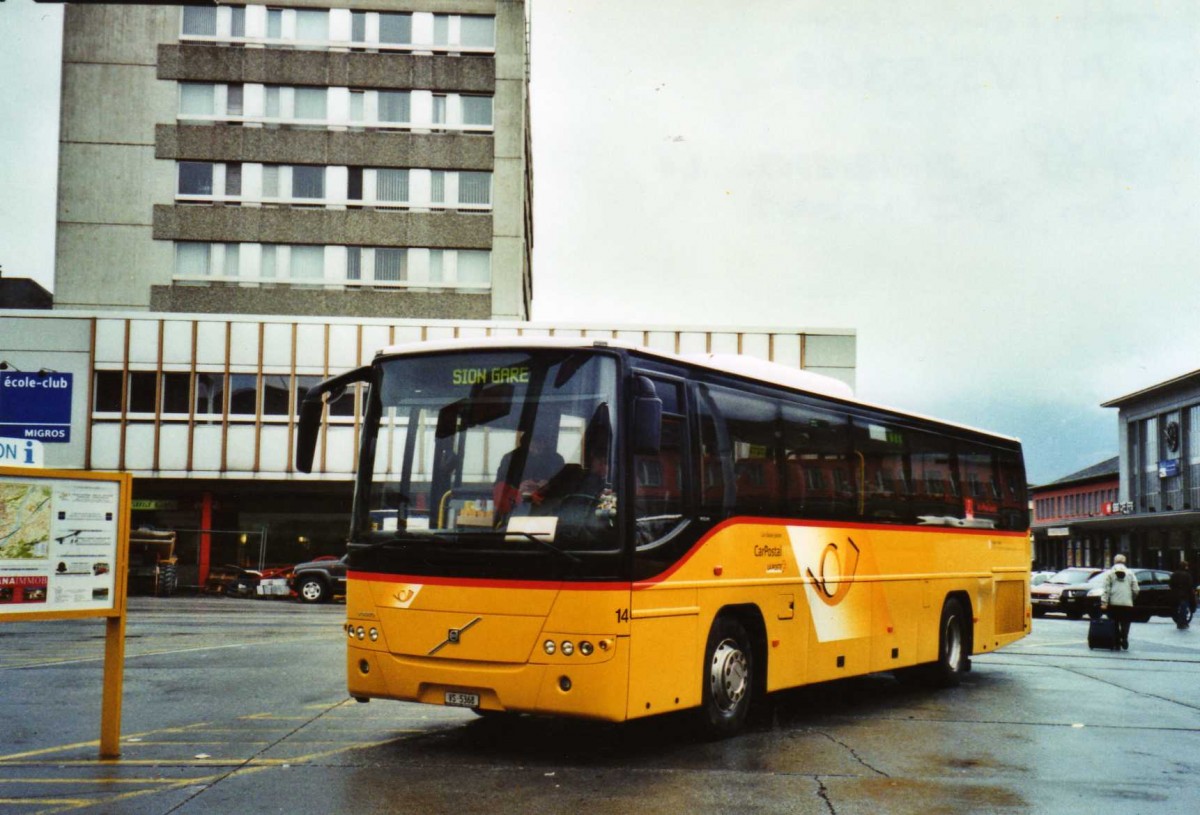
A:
1169 561 1196 630
1100 554 1139 650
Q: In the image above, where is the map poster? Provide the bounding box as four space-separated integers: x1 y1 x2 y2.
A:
1 470 125 618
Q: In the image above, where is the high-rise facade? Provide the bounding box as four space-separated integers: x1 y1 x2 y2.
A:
54 1 532 320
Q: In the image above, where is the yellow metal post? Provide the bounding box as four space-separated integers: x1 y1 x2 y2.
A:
99 613 127 758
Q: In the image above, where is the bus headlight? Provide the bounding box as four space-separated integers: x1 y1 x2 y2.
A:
543 640 556 655
369 628 379 642
561 641 574 656
579 641 594 656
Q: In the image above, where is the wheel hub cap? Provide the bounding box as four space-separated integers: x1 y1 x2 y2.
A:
709 638 748 712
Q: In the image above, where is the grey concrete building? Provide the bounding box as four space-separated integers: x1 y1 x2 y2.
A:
54 1 532 320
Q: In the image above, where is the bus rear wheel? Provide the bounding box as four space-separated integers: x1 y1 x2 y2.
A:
931 598 969 687
698 616 753 738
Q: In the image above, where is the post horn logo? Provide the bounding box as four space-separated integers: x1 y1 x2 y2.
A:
806 536 861 606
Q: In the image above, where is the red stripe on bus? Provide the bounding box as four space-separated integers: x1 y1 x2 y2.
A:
346 571 630 591
351 517 1028 592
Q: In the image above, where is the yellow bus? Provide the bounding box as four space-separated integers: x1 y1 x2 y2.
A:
296 338 1030 736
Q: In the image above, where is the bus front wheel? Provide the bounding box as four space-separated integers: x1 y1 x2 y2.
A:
699 616 753 738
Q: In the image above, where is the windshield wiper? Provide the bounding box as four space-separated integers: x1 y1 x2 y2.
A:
353 531 429 551
441 529 583 564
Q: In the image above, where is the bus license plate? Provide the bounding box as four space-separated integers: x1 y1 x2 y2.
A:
445 691 480 708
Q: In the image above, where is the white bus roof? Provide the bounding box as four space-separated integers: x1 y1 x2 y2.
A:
374 336 1019 444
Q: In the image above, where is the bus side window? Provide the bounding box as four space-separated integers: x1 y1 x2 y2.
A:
781 403 854 520
852 419 911 523
909 430 959 520
701 385 781 516
995 448 1029 531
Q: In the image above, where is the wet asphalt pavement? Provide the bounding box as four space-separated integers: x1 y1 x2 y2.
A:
2 597 1198 814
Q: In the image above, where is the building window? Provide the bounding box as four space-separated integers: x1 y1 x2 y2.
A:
226 163 242 197
162 373 191 415
431 171 446 203
128 373 157 414
229 374 259 417
267 8 283 40
348 167 363 201
461 96 493 127
290 246 325 280
195 373 226 418
230 6 246 38
178 162 214 196
375 248 407 282
265 86 281 119
295 10 328 44
292 166 325 199
94 371 123 413
346 247 362 280
429 249 444 283
181 6 217 37
227 84 244 116
351 12 367 43
376 169 409 203
433 14 450 46
179 83 215 116
379 12 412 45
458 172 491 206
378 91 411 124
176 242 212 276
262 375 292 416
294 88 328 122
460 16 496 48
457 251 491 285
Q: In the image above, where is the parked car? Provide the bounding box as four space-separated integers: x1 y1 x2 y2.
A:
289 555 347 603
205 563 262 596
1082 568 1178 622
1030 567 1102 619
1031 571 1057 587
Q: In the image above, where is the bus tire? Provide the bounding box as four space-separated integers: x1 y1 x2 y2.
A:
297 576 328 603
698 616 754 738
931 597 969 687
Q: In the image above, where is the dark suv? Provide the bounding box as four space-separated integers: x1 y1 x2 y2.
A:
289 555 347 603
1078 568 1178 622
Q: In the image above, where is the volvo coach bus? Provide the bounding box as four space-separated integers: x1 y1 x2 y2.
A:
296 338 1030 736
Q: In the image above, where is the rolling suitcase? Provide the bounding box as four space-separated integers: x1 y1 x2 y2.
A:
1087 616 1118 651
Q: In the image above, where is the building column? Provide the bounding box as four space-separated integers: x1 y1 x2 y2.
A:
199 491 213 586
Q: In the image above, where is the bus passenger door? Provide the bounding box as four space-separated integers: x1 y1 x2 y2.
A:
627 378 700 718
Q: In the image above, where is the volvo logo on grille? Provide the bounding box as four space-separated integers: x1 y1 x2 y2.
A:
429 617 482 655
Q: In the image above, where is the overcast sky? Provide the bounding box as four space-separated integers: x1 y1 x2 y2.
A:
3 0 1199 484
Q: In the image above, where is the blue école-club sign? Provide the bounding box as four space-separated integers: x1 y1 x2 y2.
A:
0 372 74 443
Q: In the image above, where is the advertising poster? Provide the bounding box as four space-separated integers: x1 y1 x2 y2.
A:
0 473 120 615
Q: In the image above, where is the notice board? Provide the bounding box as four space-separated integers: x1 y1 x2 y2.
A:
0 467 129 621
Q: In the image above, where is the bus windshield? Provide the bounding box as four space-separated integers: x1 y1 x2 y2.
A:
354 349 622 581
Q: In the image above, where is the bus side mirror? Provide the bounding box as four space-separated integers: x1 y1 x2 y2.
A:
632 376 662 455
295 366 372 473
295 396 325 473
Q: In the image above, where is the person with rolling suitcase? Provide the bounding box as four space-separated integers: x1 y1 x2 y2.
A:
1169 561 1195 630
1100 555 1140 651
